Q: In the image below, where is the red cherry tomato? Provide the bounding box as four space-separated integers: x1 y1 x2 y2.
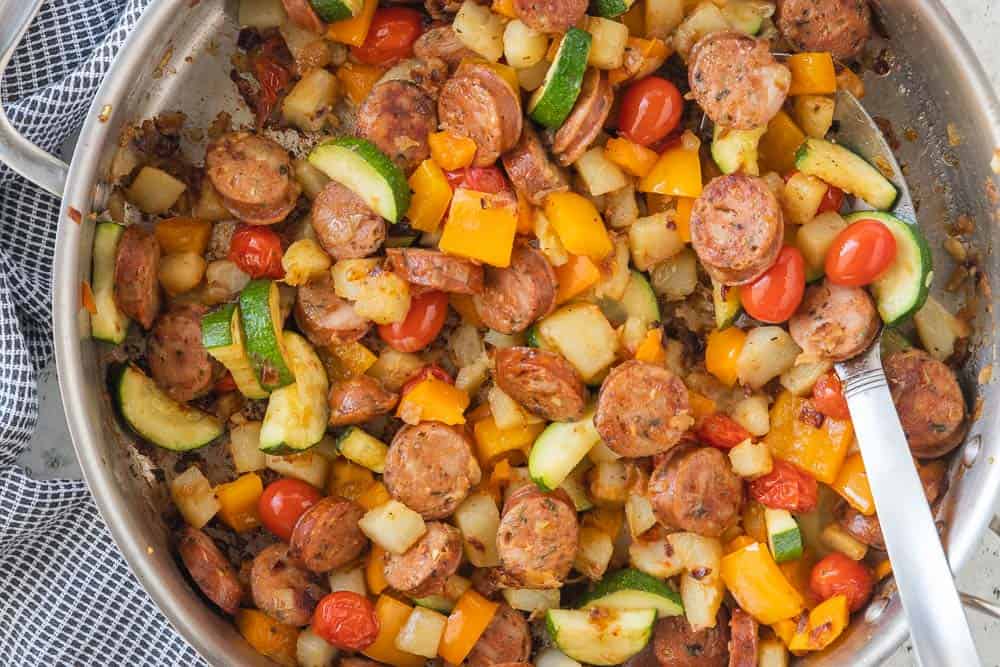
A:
378 290 449 353
812 371 851 420
258 478 323 542
214 372 237 393
312 591 381 650
696 413 752 450
817 184 845 214
617 77 684 147
351 8 424 65
810 552 875 612
749 459 819 513
824 219 897 287
252 37 291 127
401 363 454 395
742 246 806 324
444 166 508 194
229 225 284 279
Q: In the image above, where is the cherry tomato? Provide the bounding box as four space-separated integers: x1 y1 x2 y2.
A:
312 591 381 650
351 8 424 65
229 225 285 279
214 372 237 393
444 166 508 194
401 363 454 395
817 184 845 214
742 246 806 324
378 290 449 352
812 371 851 421
617 77 684 147
748 459 819 513
825 219 897 287
696 413 752 450
810 552 875 612
253 38 291 127
258 478 323 542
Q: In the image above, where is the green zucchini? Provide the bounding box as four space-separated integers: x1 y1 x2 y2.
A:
546 607 656 666
308 137 411 222
711 125 765 175
529 408 601 491
795 138 899 211
336 427 389 473
239 279 295 391
528 28 592 128
310 0 363 21
259 331 330 453
765 508 803 563
721 0 765 34
712 280 742 329
202 304 269 399
91 222 130 343
590 0 635 18
579 568 684 617
620 271 660 325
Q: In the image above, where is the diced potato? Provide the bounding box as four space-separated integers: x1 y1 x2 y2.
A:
395 607 447 658
455 352 490 394
574 525 615 580
266 451 329 489
536 648 583 667
367 349 425 391
619 315 649 355
586 17 629 70
673 2 728 58
453 493 502 567
629 529 685 578
358 500 428 554
450 323 485 368
283 239 332 286
193 182 231 222
779 360 832 396
796 211 847 276
629 212 684 271
793 95 836 139
282 68 339 132
914 295 971 361
820 523 869 560
576 147 629 194
782 172 828 225
671 532 723 583
229 421 266 473
680 573 724 631
355 272 412 325
158 252 206 295
650 248 698 301
331 258 379 300
170 466 220 529
502 588 561 614
588 461 631 506
453 0 506 62
239 0 287 29
603 183 639 230
593 234 631 300
294 159 331 200
504 20 548 68
728 438 773 479
758 639 789 667
588 439 622 464
517 59 550 91
625 492 657 538
488 385 532 430
538 303 619 381
731 395 770 437
329 567 367 596
280 20 331 67
297 628 338 667
737 326 802 389
534 210 569 267
646 0 685 39
127 166 186 215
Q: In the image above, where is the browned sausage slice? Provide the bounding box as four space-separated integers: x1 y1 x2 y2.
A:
439 63 523 167
473 243 557 334
691 174 784 285
328 375 400 426
495 346 587 421
776 0 872 60
288 496 368 573
114 225 161 330
148 304 221 403
295 275 371 347
386 248 485 294
282 0 327 34
311 180 387 260
552 68 614 167
497 484 578 588
414 26 477 69
513 0 587 33
206 132 300 225
728 608 758 667
648 445 743 537
339 659 385 667
501 123 570 205
884 349 967 458
384 521 463 596
384 422 482 519
356 80 437 174
652 609 730 667
176 526 243 615
250 543 325 626
789 279 879 362
595 360 693 458
688 31 790 130
466 605 532 667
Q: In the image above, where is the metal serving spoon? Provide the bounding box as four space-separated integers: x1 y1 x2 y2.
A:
830 90 981 666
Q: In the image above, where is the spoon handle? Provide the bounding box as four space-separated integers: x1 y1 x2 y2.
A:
836 343 980 667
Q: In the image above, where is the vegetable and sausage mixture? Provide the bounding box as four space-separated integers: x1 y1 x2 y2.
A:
90 0 972 664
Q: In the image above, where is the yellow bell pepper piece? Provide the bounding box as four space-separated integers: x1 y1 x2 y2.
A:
473 416 545 465
788 595 849 652
236 609 298 667
638 144 703 198
482 457 514 504
336 62 385 104
830 452 875 516
407 159 453 233
357 480 392 511
605 137 660 178
439 590 500 664
555 254 602 304
674 196 694 243
721 542 805 624
364 595 426 667
874 559 893 581
742 501 769 545
516 190 535 235
326 0 378 46
543 192 613 261
771 618 799 647
215 473 263 533
154 217 212 255
787 53 837 96
764 391 853 484
397 377 470 425
779 548 818 609
492 0 517 18
428 131 478 172
688 391 717 420
705 327 746 387
583 506 624 539
759 110 806 175
328 458 375 500
326 340 378 381
440 188 518 267
366 545 389 595
634 328 666 364
450 293 484 327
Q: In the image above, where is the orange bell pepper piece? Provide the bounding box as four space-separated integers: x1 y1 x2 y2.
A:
236 609 298 667
326 0 378 46
515 191 534 235
705 327 746 387
336 62 385 104
439 591 499 664
604 137 660 178
328 458 375 500
439 188 518 267
759 110 806 175
721 542 805 624
397 377 470 425
492 0 517 18
473 415 545 466
621 2 645 36
407 159 453 233
788 595 849 652
725 535 756 554
830 452 875 516
366 544 389 594
874 559 893 581
634 328 665 364
215 473 263 533
428 131 478 172
154 217 212 255
787 52 837 96
638 144 703 198
764 391 853 484
364 595 425 667
583 506 625 540
357 481 392 511
674 196 694 243
543 192 613 261
688 391 717 420
555 254 601 304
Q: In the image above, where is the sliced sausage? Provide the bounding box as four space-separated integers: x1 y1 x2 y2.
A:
295 275 371 347
328 376 399 427
495 346 587 421
356 80 437 174
380 57 451 100
497 484 579 588
513 0 587 34
439 63 523 167
552 68 614 167
414 26 477 69
466 605 532 667
176 527 242 615
652 608 730 667
114 224 161 330
789 280 879 362
884 349 967 458
250 543 325 626
595 360 693 458
776 0 872 61
501 123 570 205
282 0 326 34
205 132 300 225
383 522 463 596
473 243 557 334
386 248 485 294
384 422 482 519
288 496 368 573
728 608 758 667
691 174 784 285
688 31 791 130
339 659 384 667
311 180 387 259
648 445 743 538
148 304 221 403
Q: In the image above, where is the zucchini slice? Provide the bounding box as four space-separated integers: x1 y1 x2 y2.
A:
529 408 601 491
308 137 411 222
712 280 742 329
721 0 764 35
310 0 363 21
546 607 656 666
590 0 635 18
259 332 330 453
202 304 269 399
765 508 803 563
529 28 592 128
620 271 660 325
795 138 898 210
114 365 223 451
239 279 295 391
579 568 684 617
337 427 389 473
91 222 130 343
711 125 765 176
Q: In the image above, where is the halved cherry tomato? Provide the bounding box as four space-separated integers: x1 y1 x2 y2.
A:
258 478 323 542
253 38 292 127
214 372 238 393
697 413 752 450
812 370 851 420
312 591 381 650
444 166 508 194
742 246 806 323
817 183 845 214
749 459 819 513
351 7 424 66
378 290 449 352
401 363 454 395
229 225 284 279
824 219 897 287
810 552 874 612
617 77 683 147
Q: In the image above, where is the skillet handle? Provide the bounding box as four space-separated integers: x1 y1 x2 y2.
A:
0 0 69 197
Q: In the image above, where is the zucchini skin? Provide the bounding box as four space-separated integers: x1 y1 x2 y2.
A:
529 29 592 128
239 279 296 391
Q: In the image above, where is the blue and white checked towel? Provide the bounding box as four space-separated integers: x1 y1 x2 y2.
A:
0 1 204 664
